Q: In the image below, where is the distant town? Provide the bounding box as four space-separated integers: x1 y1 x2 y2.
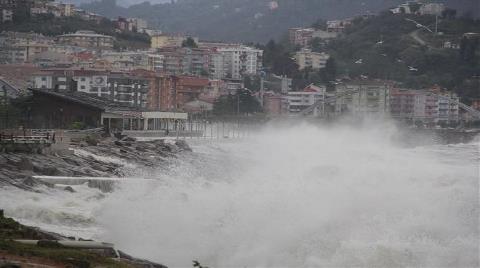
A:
0 0 479 132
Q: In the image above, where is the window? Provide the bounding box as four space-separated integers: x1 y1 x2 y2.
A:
80 77 86 82
80 85 86 90
41 77 46 81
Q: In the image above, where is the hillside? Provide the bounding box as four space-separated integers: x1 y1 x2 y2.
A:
0 14 150 50
260 13 480 102
80 0 479 43
327 14 479 102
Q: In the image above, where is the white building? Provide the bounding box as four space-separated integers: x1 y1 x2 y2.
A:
1 9 12 22
210 45 263 80
100 51 164 72
127 18 148 32
287 84 327 116
294 49 330 70
312 30 338 41
335 81 392 116
391 88 459 124
419 3 445 16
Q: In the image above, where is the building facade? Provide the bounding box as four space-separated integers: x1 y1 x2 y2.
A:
57 30 114 49
295 49 330 70
335 81 392 116
287 84 327 116
288 28 315 47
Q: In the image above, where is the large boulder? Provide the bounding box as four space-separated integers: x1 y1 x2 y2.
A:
175 140 192 152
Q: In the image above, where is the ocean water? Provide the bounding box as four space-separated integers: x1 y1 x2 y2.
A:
1 122 479 267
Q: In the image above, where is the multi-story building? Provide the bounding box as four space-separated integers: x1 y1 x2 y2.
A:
335 80 392 116
1 8 12 22
116 17 148 33
390 88 416 118
31 68 149 108
419 3 445 16
107 73 148 108
0 32 54 63
130 69 173 111
294 49 330 70
175 76 210 110
57 30 114 49
287 84 327 116
150 34 197 49
263 91 287 116
326 19 353 33
157 47 210 76
391 1 445 16
288 28 315 47
390 88 459 124
211 45 263 80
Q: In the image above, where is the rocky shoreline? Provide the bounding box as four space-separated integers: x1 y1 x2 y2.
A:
0 136 192 267
0 136 191 190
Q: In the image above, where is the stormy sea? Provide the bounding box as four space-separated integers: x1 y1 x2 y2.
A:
0 122 478 267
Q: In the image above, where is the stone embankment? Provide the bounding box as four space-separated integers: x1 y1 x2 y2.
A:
0 136 191 190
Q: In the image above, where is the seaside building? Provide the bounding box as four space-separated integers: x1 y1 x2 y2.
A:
335 80 392 116
287 84 328 116
31 68 149 108
29 88 187 131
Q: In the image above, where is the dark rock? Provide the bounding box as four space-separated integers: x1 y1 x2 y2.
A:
135 146 147 152
33 164 60 176
64 186 75 193
85 135 98 146
121 136 136 142
120 149 128 154
0 263 21 268
17 157 33 171
22 177 37 187
175 140 192 151
114 141 123 146
37 240 63 248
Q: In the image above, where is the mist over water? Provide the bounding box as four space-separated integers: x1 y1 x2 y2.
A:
1 122 479 267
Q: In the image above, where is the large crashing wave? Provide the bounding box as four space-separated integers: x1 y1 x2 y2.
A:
1 122 479 267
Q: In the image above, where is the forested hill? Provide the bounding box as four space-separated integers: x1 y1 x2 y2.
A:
81 0 405 42
80 0 479 43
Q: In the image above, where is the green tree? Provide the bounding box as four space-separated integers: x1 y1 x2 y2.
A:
182 37 198 48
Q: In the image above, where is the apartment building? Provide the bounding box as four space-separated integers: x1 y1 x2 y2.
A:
150 34 197 49
1 8 12 22
210 45 263 80
157 47 210 76
327 19 353 33
116 17 148 33
390 88 459 124
32 69 148 108
288 28 315 47
263 92 287 116
335 81 392 116
294 49 330 70
57 30 114 49
287 84 328 116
